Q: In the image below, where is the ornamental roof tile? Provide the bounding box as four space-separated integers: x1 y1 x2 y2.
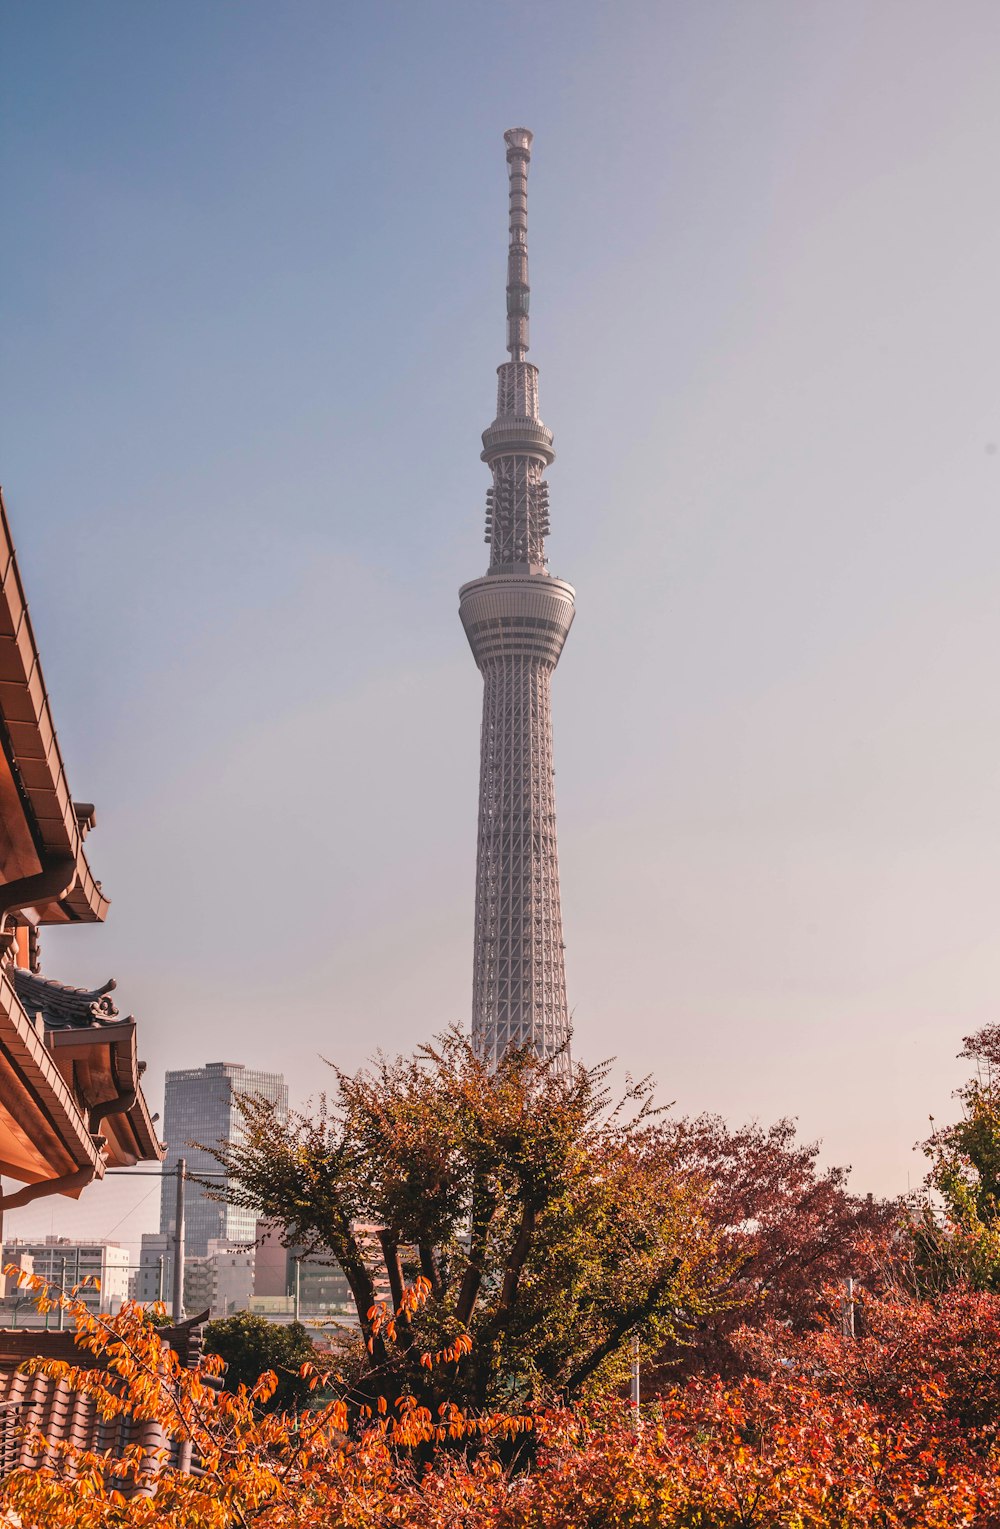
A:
10 969 119 1030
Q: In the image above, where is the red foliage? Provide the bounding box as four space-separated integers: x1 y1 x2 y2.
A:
646 1114 897 1379
743 1284 1000 1451
498 1377 998 1528
483 1290 1000 1526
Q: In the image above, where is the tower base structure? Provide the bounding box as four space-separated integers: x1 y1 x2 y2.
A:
460 573 575 1068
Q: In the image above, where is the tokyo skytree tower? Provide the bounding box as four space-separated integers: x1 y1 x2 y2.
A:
459 129 575 1070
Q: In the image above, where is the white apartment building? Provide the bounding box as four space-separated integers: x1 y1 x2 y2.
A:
0 1238 130 1325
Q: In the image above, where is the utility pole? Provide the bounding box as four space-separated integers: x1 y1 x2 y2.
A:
630 1332 640 1428
294 1258 301 1323
171 1158 186 1324
57 1255 66 1331
841 1276 856 1338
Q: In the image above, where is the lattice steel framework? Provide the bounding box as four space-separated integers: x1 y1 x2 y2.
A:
459 129 575 1070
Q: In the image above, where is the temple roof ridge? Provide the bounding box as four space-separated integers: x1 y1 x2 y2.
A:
11 968 120 1029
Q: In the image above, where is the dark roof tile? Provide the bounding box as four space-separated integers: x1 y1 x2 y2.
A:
0 1327 202 1490
10 969 118 1030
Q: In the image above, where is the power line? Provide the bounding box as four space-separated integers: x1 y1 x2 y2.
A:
98 1181 161 1242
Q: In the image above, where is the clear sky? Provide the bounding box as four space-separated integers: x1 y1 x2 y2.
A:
3 0 1000 1256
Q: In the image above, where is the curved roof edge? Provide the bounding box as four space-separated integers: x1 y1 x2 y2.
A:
0 488 108 924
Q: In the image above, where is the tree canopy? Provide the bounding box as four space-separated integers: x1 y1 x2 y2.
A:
202 1031 725 1415
9 1025 1000 1527
649 1113 896 1377
5 1272 1000 1528
914 1023 1000 1291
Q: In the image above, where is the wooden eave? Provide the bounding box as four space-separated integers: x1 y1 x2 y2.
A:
48 1019 163 1168
104 1083 162 1167
0 967 102 1189
0 490 108 925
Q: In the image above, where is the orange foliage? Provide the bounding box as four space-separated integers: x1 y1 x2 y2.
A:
4 1271 1000 1526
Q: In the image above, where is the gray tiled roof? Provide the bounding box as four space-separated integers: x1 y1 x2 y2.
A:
0 1321 208 1490
10 970 119 1030
0 1366 174 1483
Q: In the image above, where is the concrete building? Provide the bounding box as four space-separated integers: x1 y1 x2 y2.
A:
181 1253 212 1317
0 1238 130 1325
208 1242 254 1317
252 1246 352 1319
458 131 575 1069
182 1241 254 1319
158 1063 288 1257
131 1231 174 1305
253 1218 360 1324
0 1249 34 1328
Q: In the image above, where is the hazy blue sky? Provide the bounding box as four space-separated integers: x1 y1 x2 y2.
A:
4 0 1000 1254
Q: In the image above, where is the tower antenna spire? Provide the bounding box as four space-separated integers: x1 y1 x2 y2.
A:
504 127 533 361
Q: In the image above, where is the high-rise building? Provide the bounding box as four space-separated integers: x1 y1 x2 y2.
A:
159 1063 288 1257
459 129 575 1069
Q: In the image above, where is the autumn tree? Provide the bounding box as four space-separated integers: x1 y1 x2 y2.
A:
647 1113 896 1379
738 1281 1000 1483
201 1031 724 1419
6 1274 1000 1528
914 1022 1000 1291
0 1274 530 1526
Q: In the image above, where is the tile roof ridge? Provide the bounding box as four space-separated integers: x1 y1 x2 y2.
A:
12 970 117 1002
10 967 120 1029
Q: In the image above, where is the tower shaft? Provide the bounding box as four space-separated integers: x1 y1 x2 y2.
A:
459 129 575 1069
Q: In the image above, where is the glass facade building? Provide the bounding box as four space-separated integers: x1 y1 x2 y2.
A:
158 1063 288 1257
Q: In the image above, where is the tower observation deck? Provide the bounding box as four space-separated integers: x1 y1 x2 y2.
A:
459 129 575 1070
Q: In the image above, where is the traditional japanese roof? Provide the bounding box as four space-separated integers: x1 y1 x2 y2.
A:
10 970 119 1031
0 489 163 1200
0 1321 210 1485
0 967 162 1177
0 967 104 1187
0 489 107 926
0 1365 176 1482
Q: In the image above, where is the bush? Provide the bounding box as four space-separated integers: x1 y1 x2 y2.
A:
203 1311 319 1412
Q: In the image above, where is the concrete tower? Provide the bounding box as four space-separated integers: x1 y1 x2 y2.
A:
459 129 575 1069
